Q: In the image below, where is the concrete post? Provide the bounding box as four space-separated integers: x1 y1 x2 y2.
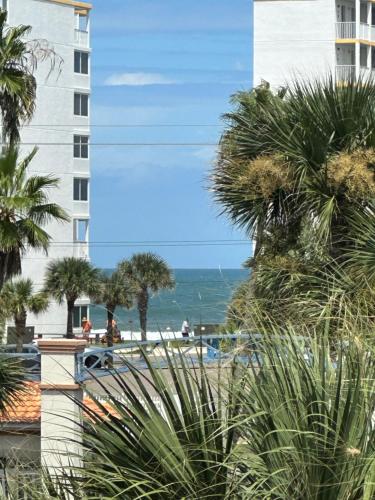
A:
38 340 87 479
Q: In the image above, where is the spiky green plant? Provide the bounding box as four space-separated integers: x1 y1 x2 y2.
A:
233 321 375 499
69 347 238 499
0 356 24 415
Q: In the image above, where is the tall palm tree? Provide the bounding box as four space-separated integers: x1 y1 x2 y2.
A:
0 278 48 352
119 253 174 341
92 270 134 347
0 147 69 289
0 9 60 145
212 76 375 260
44 258 100 339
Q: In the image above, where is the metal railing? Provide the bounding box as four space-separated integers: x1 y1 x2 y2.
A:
74 29 89 48
336 65 356 82
336 22 356 38
73 241 89 259
0 350 40 380
76 333 275 382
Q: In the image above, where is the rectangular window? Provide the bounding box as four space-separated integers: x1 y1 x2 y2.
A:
74 219 88 242
74 93 89 116
73 305 88 329
77 13 88 32
74 51 89 74
360 45 368 67
1 0 7 11
74 135 89 158
360 3 368 23
74 178 88 201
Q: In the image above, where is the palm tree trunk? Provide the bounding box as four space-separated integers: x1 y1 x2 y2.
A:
138 288 148 342
15 311 27 353
106 305 115 348
67 299 75 339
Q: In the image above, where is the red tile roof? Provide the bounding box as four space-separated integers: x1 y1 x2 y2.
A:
0 382 117 425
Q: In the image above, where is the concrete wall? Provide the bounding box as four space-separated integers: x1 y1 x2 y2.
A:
6 0 91 336
254 0 336 88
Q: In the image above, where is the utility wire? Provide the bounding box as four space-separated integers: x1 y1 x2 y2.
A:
8 142 218 146
17 124 223 128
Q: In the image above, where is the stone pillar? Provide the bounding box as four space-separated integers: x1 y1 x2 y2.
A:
38 340 87 479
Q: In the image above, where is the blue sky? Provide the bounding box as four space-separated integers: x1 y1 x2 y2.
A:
89 0 253 269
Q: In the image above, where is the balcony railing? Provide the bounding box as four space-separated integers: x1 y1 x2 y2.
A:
74 29 89 48
73 241 89 260
336 22 356 38
359 22 370 39
336 65 356 82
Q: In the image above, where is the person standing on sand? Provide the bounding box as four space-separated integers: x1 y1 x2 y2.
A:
181 318 190 338
82 316 92 340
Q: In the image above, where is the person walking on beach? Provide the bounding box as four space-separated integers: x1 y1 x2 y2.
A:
181 318 190 338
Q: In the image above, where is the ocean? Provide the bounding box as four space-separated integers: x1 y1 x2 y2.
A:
90 268 249 332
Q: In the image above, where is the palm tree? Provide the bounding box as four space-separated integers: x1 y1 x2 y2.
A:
44 258 100 339
212 76 375 328
212 76 375 261
0 9 60 145
0 147 69 289
92 270 134 347
0 278 48 352
119 253 174 341
0 356 24 414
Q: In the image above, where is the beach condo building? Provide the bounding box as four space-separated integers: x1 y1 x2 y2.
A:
4 0 92 339
254 0 375 88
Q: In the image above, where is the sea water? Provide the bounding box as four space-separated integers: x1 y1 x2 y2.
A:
90 268 249 332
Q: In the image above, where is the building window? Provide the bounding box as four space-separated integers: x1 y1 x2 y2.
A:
360 45 368 67
74 51 89 74
74 219 89 242
74 178 89 201
74 135 89 158
1 0 8 11
76 13 88 32
73 305 88 329
74 93 89 116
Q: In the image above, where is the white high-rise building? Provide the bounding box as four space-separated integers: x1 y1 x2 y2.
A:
254 0 375 89
5 0 92 339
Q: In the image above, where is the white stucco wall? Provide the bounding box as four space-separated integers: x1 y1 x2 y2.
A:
254 0 337 89
5 0 91 337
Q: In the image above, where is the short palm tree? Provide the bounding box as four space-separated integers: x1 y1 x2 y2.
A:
92 270 134 347
44 258 100 339
0 147 69 289
119 253 174 341
0 278 48 352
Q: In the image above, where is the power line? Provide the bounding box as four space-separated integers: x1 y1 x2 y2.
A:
17 124 223 128
47 243 248 248
8 142 218 146
49 239 247 243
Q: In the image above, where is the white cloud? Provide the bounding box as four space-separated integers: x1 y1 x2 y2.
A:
104 72 179 86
